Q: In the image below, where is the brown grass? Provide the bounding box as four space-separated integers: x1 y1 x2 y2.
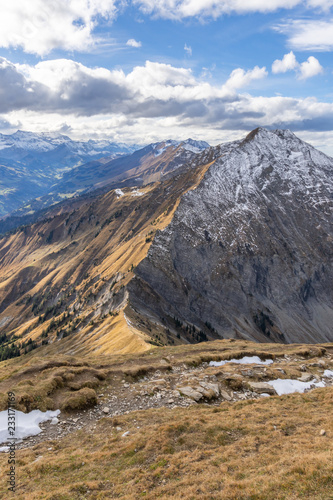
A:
0 387 332 499
0 339 331 412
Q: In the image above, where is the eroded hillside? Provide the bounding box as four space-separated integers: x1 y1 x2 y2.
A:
0 148 216 359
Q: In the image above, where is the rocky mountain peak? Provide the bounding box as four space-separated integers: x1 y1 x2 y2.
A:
128 128 333 345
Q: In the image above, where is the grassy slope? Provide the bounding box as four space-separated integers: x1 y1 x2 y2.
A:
0 158 213 356
0 339 332 499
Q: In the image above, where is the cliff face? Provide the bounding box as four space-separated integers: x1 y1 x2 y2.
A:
129 128 333 343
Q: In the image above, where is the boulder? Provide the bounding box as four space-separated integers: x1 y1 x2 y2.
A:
177 386 203 402
248 382 277 395
298 373 314 383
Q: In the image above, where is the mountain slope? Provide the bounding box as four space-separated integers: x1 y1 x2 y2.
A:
0 147 215 358
128 128 333 344
2 137 210 222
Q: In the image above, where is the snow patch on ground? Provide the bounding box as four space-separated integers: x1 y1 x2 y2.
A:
0 410 60 447
266 378 325 395
323 369 333 377
115 189 125 198
131 190 144 197
209 356 273 367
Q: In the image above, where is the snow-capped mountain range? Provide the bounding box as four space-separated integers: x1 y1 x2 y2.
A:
0 131 210 222
0 130 135 156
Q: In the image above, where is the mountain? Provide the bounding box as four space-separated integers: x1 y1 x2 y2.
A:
128 128 333 344
0 127 332 361
0 128 333 500
0 130 138 217
1 137 210 224
0 144 215 357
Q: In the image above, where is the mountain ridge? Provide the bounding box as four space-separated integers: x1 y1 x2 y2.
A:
128 128 333 344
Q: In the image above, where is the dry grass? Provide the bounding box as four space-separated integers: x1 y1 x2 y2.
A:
0 387 332 499
0 339 331 412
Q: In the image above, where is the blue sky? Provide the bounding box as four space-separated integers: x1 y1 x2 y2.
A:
1 1 333 153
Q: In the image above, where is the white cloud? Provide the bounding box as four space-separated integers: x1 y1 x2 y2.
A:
272 51 323 79
126 38 142 48
276 19 333 51
184 43 192 56
133 0 302 19
306 0 333 10
299 56 324 79
224 66 268 90
0 0 117 56
1 1 333 57
272 51 298 73
1 56 333 151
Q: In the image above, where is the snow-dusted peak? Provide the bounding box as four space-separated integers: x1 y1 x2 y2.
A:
169 127 333 244
180 138 210 153
152 138 210 157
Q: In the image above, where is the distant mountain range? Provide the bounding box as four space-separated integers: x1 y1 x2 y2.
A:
0 130 139 217
0 132 210 230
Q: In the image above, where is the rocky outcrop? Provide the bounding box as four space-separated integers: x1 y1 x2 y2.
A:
128 128 333 344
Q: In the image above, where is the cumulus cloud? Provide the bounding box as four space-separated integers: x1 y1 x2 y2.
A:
271 51 323 79
0 0 117 56
272 51 298 73
1 56 333 149
275 19 333 51
1 1 333 56
224 66 268 90
299 56 324 79
126 38 142 48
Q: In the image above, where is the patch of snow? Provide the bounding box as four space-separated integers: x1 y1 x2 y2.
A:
209 356 273 367
0 446 9 453
154 146 167 157
115 189 125 198
131 190 144 197
0 409 60 445
266 378 325 395
323 369 333 378
289 151 303 159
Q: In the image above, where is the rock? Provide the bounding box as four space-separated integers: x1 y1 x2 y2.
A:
220 390 232 401
320 429 326 436
241 370 254 377
196 387 216 399
298 373 313 382
168 399 174 404
248 382 277 395
102 407 110 414
50 418 59 425
300 364 307 372
177 386 203 402
122 431 130 437
116 426 122 431
199 381 220 397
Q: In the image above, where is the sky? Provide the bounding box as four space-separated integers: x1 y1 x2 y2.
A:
1 1 333 153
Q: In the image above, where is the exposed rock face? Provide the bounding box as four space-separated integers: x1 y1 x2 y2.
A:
128 128 333 344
